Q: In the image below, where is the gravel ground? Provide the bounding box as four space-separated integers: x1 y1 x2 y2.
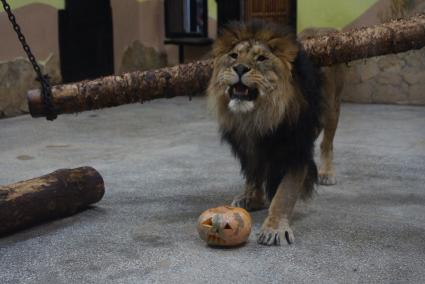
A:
0 97 424 283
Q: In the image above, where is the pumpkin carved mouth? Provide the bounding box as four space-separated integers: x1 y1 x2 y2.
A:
207 235 226 245
202 217 233 245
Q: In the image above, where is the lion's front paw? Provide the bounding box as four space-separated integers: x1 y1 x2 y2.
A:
231 193 268 211
257 219 294 246
318 171 337 186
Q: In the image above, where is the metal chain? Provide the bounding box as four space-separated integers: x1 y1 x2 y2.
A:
1 0 57 120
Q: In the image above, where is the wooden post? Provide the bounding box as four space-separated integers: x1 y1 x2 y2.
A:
27 14 425 118
0 167 105 236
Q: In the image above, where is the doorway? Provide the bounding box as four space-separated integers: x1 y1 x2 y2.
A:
59 0 114 83
244 0 295 27
216 0 242 32
216 0 296 31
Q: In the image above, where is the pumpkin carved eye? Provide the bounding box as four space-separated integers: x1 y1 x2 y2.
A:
224 223 232 230
202 218 213 227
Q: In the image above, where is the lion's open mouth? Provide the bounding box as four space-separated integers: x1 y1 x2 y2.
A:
229 83 259 101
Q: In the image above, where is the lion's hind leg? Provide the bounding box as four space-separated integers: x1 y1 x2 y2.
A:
319 66 343 186
319 112 339 185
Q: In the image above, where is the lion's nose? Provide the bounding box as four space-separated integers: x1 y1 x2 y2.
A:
233 64 251 78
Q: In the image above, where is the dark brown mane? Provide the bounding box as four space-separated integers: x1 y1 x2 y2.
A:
213 20 299 65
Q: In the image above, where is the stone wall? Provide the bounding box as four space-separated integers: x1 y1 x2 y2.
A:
0 54 61 117
342 47 425 105
119 40 167 74
340 0 425 105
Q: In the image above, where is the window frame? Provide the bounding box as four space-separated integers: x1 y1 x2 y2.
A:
164 0 209 38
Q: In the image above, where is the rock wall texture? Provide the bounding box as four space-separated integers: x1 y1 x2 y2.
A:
341 0 425 105
119 40 167 74
341 47 425 105
0 54 61 118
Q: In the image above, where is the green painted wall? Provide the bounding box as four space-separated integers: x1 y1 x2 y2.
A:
297 0 378 32
0 0 64 10
208 0 217 20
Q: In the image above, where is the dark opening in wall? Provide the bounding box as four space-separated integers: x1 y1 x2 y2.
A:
59 0 114 83
164 0 212 64
216 0 241 33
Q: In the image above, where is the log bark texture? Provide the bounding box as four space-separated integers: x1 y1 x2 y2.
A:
28 14 425 118
28 60 213 117
0 167 105 236
302 13 425 66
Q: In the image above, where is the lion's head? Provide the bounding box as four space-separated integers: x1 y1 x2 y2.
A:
207 21 304 135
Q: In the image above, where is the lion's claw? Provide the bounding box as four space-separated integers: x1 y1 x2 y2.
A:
257 224 294 246
318 172 337 186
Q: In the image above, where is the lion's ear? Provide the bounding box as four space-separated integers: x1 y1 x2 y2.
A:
268 37 299 63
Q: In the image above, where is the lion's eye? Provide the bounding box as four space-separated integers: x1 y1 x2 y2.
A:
229 53 238 59
257 55 268 62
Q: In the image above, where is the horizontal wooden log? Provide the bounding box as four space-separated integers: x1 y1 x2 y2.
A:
28 60 213 117
302 13 425 66
0 167 105 236
27 14 425 118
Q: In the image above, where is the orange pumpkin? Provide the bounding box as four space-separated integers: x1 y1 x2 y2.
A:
197 206 252 246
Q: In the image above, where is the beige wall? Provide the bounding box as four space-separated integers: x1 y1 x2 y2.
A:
112 0 172 70
0 0 168 71
110 0 141 72
1 0 217 69
0 3 59 62
112 0 217 69
0 0 217 117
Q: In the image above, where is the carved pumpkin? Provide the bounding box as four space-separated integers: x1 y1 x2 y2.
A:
197 206 252 246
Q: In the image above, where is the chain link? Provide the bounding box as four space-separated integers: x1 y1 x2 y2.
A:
1 0 57 120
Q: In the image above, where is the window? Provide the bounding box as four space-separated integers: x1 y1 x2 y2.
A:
164 0 208 38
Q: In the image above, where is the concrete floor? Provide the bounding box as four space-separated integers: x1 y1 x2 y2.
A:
0 97 424 283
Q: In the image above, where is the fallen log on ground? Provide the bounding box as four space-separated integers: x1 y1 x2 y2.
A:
28 14 425 118
0 167 105 236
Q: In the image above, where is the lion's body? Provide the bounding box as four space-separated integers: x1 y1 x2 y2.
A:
207 21 343 246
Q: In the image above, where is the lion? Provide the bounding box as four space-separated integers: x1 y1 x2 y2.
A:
207 21 343 246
